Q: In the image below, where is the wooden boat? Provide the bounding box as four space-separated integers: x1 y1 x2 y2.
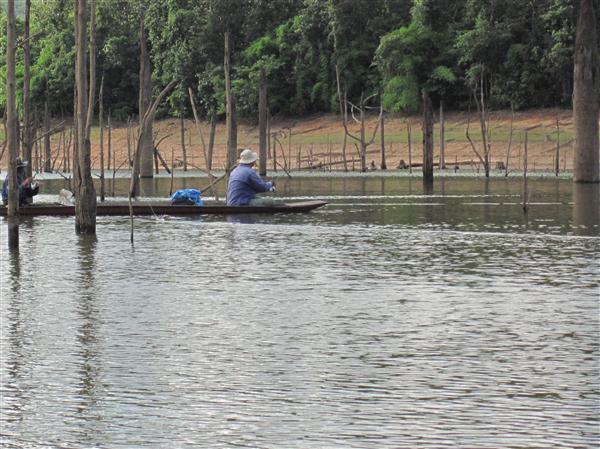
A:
0 200 327 217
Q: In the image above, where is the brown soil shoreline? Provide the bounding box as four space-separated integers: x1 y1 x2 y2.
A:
1 108 583 173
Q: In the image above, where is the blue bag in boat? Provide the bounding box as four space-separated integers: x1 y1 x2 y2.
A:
170 189 204 206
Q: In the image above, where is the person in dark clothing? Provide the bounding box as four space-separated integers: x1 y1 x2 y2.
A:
2 159 39 206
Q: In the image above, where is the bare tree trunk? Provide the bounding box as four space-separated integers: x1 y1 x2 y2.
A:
473 71 490 177
505 104 514 176
224 31 237 170
129 80 176 243
207 109 216 171
22 0 32 178
422 89 434 184
74 0 97 234
439 100 445 169
139 7 154 179
127 118 132 166
380 109 386 170
107 113 111 179
44 78 52 172
407 121 413 174
6 0 19 250
555 112 560 176
335 65 348 172
129 80 176 201
573 0 599 183
99 75 105 201
523 130 529 213
180 111 187 171
258 67 267 176
359 96 366 172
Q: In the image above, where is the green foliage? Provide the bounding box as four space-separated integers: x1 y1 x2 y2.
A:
0 0 589 121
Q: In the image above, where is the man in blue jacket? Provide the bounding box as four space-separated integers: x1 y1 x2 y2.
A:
2 159 39 206
227 149 275 206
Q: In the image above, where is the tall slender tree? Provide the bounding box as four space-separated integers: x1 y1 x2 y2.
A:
224 31 237 170
6 0 19 249
139 6 154 180
22 0 32 177
573 0 599 183
258 67 267 176
74 0 97 234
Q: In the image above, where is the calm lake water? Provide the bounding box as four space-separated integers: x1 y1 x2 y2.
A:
1 174 599 448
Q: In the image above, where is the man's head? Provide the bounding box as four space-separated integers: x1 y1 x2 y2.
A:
16 159 28 173
239 149 258 166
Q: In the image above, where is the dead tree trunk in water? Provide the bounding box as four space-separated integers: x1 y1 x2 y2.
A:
6 0 19 250
99 75 105 201
573 0 599 183
335 65 349 172
258 68 267 176
439 101 446 169
380 112 387 170
22 0 32 177
407 121 413 174
74 0 97 234
139 7 154 180
180 111 187 171
555 112 560 177
129 80 176 244
422 89 434 184
207 110 216 171
44 77 52 172
224 31 237 170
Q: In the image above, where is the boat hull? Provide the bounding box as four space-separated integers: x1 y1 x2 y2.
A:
0 200 327 217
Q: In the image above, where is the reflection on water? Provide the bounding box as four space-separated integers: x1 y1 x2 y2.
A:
573 183 600 236
1 176 599 448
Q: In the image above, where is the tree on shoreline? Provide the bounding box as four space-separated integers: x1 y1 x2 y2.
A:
573 0 599 183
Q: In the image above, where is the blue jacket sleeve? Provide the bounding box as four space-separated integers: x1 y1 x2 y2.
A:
246 170 273 193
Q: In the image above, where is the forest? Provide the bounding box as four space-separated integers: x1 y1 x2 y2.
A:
0 0 595 122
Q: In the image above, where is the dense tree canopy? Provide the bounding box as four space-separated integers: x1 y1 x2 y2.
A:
0 0 595 120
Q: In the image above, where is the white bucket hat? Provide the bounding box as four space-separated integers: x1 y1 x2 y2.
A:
239 149 258 164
